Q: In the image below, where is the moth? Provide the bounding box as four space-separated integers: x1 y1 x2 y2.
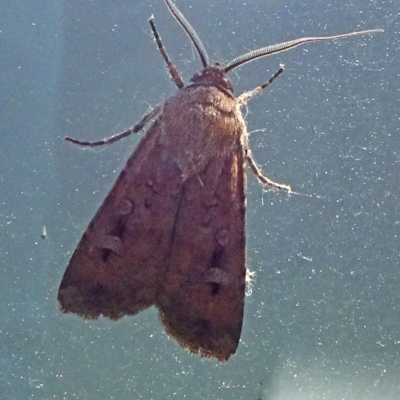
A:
58 0 381 361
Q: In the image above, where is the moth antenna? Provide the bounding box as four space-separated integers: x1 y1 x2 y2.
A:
164 0 210 67
224 29 383 72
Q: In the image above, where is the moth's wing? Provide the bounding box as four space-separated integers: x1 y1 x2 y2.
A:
58 119 184 320
156 143 246 361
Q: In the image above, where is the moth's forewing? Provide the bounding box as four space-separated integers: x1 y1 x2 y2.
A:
156 86 247 361
58 119 185 320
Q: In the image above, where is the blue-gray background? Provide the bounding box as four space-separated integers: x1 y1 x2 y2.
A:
1 0 397 398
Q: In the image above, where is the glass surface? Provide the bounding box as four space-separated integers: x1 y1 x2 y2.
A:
0 0 396 398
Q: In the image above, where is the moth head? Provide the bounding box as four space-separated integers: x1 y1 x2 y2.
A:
190 64 234 95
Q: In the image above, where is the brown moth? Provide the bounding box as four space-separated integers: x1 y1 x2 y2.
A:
58 0 381 361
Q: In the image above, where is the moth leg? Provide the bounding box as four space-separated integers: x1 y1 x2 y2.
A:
149 17 184 89
239 64 290 192
246 148 291 193
65 105 162 147
237 65 285 105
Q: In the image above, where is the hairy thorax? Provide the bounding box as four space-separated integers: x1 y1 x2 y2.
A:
159 85 247 179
